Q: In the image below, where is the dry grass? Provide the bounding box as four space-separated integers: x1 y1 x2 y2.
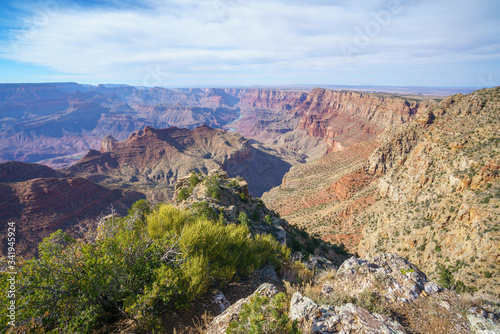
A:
192 310 213 334
282 261 314 285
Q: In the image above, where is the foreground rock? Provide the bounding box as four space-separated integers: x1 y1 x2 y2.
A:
324 253 438 303
206 283 279 334
206 253 500 333
207 282 407 334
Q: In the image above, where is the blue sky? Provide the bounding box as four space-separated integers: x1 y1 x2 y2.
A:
0 0 499 87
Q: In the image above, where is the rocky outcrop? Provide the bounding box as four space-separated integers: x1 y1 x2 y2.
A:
204 252 500 334
467 307 500 334
324 254 438 303
174 170 289 245
99 135 118 153
208 282 407 334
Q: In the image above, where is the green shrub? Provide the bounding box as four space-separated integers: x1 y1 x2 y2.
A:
437 264 454 289
146 204 193 237
190 172 201 188
265 215 273 225
206 175 221 200
227 292 300 334
239 192 249 203
178 187 190 201
238 211 250 227
228 180 239 188
191 201 219 221
356 289 391 316
1 200 289 333
483 271 492 278
400 268 414 275
455 280 478 294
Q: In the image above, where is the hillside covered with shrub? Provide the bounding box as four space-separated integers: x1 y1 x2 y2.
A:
0 172 344 333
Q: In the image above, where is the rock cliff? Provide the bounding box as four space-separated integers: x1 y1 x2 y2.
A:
230 88 437 161
357 87 500 297
206 253 499 334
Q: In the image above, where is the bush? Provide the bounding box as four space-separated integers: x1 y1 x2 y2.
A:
178 187 190 201
455 280 478 294
238 212 250 227
437 264 454 289
191 201 219 221
228 180 239 188
1 200 290 333
356 289 391 316
239 192 249 203
190 172 201 188
206 175 221 200
146 204 193 237
265 214 273 225
227 292 300 334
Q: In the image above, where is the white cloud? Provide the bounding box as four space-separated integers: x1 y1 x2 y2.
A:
1 0 499 86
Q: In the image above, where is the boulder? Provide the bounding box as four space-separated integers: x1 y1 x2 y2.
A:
289 292 319 321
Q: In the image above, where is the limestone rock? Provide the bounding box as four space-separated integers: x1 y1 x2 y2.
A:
205 283 278 334
336 303 407 334
100 135 118 153
289 292 319 321
467 307 500 334
213 292 231 313
324 254 433 303
287 291 406 334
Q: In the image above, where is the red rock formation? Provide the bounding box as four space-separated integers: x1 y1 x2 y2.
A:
67 125 295 197
296 88 436 154
235 89 307 110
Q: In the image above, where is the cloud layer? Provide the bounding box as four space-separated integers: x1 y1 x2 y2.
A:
1 0 499 86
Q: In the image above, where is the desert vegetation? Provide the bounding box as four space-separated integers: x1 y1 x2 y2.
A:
0 200 289 333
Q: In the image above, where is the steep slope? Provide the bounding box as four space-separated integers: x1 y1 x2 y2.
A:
0 162 144 258
355 87 500 296
66 125 302 198
263 140 380 249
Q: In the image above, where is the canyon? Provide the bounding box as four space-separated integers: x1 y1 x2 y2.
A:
0 83 437 167
265 87 500 296
1 82 498 299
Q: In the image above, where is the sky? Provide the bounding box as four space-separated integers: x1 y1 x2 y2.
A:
0 0 499 88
